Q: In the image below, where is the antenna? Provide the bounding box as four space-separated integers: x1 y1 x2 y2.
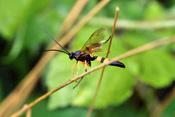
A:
39 49 69 55
41 26 70 55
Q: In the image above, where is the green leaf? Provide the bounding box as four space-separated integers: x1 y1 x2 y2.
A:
137 49 175 88
123 31 175 88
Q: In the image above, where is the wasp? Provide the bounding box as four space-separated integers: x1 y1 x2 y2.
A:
42 27 125 88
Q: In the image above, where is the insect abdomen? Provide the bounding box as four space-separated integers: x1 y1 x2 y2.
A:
95 56 125 68
96 57 109 64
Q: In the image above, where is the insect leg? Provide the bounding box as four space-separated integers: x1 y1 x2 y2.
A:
73 77 84 89
75 61 80 77
104 36 111 44
73 61 87 89
84 60 87 72
72 62 77 78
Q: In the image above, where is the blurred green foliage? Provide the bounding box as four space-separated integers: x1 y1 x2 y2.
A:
1 0 175 117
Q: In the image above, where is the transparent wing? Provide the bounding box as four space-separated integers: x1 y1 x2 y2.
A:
81 28 107 54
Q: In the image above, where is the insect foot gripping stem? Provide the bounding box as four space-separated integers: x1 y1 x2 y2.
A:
73 77 84 89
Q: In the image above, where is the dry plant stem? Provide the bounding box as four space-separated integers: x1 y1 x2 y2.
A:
26 107 31 117
11 35 175 117
88 7 119 117
57 0 88 38
0 1 110 117
150 86 175 117
49 0 88 48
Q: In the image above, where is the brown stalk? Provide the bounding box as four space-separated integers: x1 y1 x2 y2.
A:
0 1 110 117
11 36 175 117
56 0 89 38
26 106 31 117
87 7 120 117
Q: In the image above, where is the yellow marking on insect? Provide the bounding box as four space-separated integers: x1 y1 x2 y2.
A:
103 58 109 63
96 57 102 62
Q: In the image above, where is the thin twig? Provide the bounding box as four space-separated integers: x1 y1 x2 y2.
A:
88 7 120 117
25 105 31 117
11 36 175 117
0 1 110 117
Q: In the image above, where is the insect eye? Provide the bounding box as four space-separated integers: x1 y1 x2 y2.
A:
69 52 74 60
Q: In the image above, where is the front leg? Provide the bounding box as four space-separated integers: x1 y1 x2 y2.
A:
75 61 80 77
72 62 77 78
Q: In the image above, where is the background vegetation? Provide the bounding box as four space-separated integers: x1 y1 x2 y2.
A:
0 0 175 117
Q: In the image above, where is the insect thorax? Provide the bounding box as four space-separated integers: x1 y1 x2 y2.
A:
74 50 81 56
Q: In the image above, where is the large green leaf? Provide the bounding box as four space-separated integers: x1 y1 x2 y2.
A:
123 31 175 88
137 50 175 88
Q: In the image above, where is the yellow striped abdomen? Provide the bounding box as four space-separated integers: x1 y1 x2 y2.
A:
96 56 109 63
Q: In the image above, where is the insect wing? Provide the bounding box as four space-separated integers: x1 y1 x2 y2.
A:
81 28 106 54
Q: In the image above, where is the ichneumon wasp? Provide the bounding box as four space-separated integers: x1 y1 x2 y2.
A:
42 27 125 88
